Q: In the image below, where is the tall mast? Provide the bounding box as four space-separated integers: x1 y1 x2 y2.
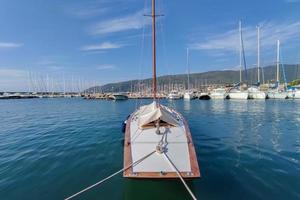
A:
151 0 157 100
239 21 242 84
187 48 190 91
276 40 280 84
257 25 260 84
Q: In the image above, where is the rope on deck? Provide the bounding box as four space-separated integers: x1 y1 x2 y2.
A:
64 150 155 200
164 153 197 200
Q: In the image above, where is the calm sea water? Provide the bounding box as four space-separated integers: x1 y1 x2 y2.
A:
0 98 300 200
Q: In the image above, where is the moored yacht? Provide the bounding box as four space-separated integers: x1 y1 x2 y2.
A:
287 88 300 99
183 92 196 100
228 88 249 100
248 86 266 99
183 48 195 100
228 21 249 100
267 40 288 99
267 90 287 99
209 88 227 99
248 26 266 100
110 93 128 100
168 90 182 100
199 92 210 100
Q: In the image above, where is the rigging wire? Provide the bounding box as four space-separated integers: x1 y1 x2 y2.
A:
164 153 197 200
157 0 176 109
137 0 148 108
280 48 288 89
64 150 156 200
240 26 248 84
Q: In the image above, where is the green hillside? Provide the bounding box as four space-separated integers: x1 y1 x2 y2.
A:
86 64 300 93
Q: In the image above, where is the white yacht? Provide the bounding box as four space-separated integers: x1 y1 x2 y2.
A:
110 93 128 100
183 48 195 100
248 26 266 100
168 90 182 100
248 87 266 99
267 40 288 99
209 88 227 99
228 21 249 100
228 88 249 100
183 92 195 100
287 89 300 99
267 90 287 99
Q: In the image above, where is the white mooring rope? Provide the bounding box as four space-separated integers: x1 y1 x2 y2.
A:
164 153 197 200
64 150 155 200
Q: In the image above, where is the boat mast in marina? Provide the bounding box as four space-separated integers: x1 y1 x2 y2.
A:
276 40 280 88
267 40 288 99
184 48 195 100
239 21 242 85
228 20 249 100
187 48 190 92
257 25 261 85
248 25 266 99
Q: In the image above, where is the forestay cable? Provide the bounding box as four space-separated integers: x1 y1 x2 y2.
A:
164 153 197 200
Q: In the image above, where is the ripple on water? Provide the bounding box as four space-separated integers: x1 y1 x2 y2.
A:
0 99 300 200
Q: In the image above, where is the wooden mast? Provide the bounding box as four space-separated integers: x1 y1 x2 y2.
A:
151 0 157 100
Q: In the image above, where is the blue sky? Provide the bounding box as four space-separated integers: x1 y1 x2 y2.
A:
1 0 300 91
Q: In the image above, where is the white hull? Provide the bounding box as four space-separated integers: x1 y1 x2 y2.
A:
228 92 249 100
249 91 266 99
168 95 181 100
267 91 287 99
183 93 195 100
295 91 300 99
209 88 227 99
287 91 300 99
111 94 128 100
209 93 227 99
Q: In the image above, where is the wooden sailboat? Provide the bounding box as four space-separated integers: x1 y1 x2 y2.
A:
123 0 200 179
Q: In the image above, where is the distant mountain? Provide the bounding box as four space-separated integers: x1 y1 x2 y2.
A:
86 64 300 93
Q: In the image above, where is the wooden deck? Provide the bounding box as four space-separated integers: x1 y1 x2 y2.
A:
123 112 200 179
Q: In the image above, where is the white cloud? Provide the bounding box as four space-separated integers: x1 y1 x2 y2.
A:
88 10 150 35
81 42 123 51
0 42 23 49
96 65 116 70
190 20 300 54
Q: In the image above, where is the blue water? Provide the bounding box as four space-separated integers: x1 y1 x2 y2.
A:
0 99 299 200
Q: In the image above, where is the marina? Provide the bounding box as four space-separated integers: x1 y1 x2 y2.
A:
1 0 300 199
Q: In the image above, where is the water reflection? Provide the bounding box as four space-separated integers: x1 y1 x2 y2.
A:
183 100 191 112
210 100 226 113
124 179 196 200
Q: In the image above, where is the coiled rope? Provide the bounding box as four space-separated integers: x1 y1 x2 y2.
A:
64 150 155 200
